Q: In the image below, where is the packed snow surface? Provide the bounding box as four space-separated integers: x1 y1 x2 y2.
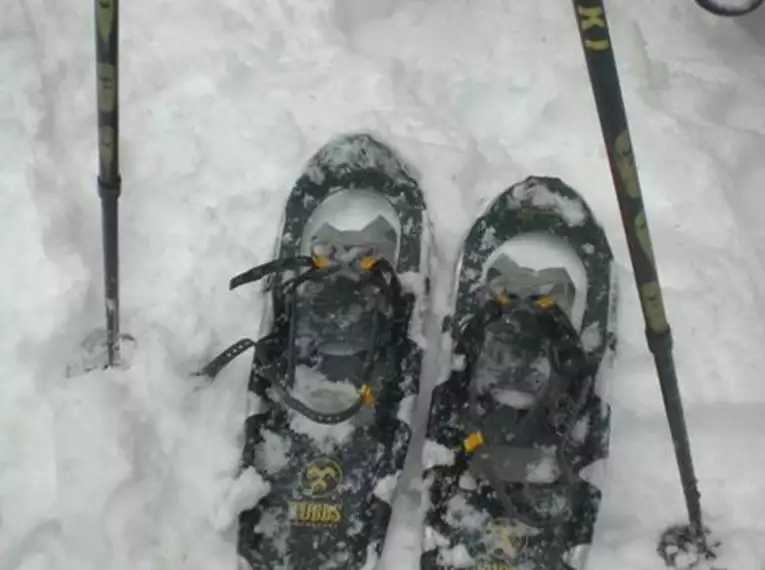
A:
2 0 765 569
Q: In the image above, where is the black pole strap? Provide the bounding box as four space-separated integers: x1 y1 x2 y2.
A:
695 0 764 16
571 0 707 546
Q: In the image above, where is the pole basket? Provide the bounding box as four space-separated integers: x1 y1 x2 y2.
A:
658 523 721 569
66 329 136 377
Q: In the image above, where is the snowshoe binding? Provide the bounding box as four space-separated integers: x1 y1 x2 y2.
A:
202 133 430 570
421 177 617 570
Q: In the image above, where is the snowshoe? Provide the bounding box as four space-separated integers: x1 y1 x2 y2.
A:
420 177 617 570
202 133 430 570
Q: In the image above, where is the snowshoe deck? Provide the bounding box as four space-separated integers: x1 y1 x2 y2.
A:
421 177 617 570
209 134 430 570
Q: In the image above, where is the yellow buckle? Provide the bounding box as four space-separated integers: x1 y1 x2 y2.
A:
494 292 512 306
312 255 330 268
358 255 377 271
359 384 374 406
535 296 554 309
463 431 484 453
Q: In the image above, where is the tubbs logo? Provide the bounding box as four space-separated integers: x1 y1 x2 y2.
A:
475 519 528 569
299 457 342 498
288 457 344 527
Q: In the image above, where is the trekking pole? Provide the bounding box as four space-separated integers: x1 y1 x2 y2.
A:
570 0 715 565
95 0 124 367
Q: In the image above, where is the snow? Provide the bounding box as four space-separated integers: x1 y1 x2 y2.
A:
524 449 559 485
254 430 291 475
396 394 417 427
422 440 456 471
2 0 765 569
444 496 489 531
508 183 588 227
372 475 399 505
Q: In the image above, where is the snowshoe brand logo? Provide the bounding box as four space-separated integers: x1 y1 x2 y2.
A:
478 519 528 568
288 457 344 527
299 457 342 498
288 501 342 526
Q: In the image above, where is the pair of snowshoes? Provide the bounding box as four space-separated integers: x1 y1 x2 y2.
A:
201 133 617 570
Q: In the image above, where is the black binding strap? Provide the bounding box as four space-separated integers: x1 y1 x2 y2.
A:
199 336 372 424
229 256 316 291
199 256 401 425
458 296 595 526
199 338 258 379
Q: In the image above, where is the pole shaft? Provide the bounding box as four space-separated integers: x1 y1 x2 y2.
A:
95 0 121 366
571 0 705 536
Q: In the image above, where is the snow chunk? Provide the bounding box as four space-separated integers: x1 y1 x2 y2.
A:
445 495 489 531
578 458 607 490
396 394 416 426
525 447 559 484
481 226 501 250
422 440 456 470
400 270 428 349
423 525 450 552
254 508 282 539
580 321 603 352
210 467 270 531
373 473 400 504
509 181 587 227
311 134 414 186
458 472 478 491
255 429 291 474
246 392 265 417
359 541 381 570
491 388 536 409
399 270 427 297
437 543 474 568
571 416 590 444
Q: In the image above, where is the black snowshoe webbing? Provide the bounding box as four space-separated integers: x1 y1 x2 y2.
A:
200 255 403 425
457 295 595 527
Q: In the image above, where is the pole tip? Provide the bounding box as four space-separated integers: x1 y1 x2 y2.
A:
66 328 136 376
658 523 721 569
